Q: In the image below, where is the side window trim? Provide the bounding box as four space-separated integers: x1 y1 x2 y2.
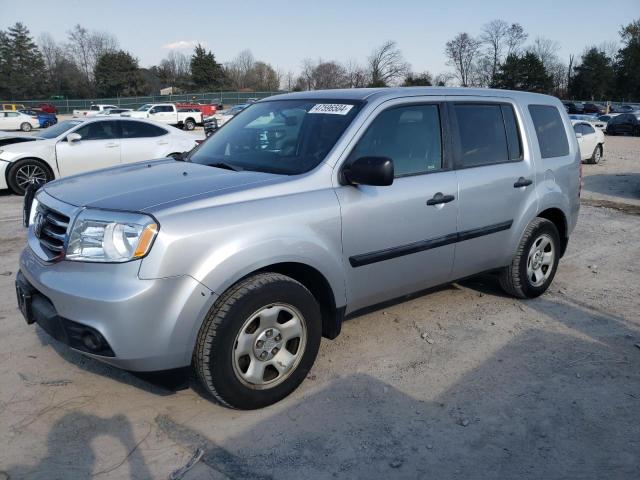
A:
340 101 451 181
447 101 524 171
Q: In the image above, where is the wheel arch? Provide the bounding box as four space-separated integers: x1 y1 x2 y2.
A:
537 207 568 256
5 156 55 188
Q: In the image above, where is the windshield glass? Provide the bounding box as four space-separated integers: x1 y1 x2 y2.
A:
190 99 362 175
137 104 152 112
35 120 83 139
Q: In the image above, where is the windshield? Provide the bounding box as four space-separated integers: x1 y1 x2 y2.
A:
189 99 362 175
35 120 83 139
137 104 152 112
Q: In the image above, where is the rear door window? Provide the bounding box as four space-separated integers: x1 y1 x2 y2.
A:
120 120 167 138
528 105 570 158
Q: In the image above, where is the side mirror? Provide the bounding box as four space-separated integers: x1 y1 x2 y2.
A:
344 156 394 186
66 132 82 143
575 133 583 139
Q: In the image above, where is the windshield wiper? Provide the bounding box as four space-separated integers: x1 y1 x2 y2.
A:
209 162 242 172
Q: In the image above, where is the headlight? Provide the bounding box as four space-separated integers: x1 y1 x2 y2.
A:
66 209 158 263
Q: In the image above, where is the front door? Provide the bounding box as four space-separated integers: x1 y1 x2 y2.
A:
336 101 458 313
56 120 121 176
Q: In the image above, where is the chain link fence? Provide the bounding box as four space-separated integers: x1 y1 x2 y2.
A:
1 91 282 114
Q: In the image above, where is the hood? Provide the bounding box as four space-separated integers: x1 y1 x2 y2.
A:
42 159 282 211
0 136 40 148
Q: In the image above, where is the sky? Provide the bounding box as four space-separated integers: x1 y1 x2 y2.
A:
1 0 638 76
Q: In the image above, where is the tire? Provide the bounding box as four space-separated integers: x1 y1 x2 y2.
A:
184 119 196 131
20 122 32 132
7 159 53 195
194 272 322 409
42 121 51 128
499 218 561 299
589 144 602 164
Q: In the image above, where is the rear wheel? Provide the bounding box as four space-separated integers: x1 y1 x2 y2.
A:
7 159 52 195
589 144 602 164
184 119 196 130
193 272 322 409
20 122 32 132
499 218 560 299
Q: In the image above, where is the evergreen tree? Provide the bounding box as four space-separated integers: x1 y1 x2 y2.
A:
493 52 553 93
94 50 145 97
569 48 614 100
0 23 45 99
614 19 640 101
190 44 224 91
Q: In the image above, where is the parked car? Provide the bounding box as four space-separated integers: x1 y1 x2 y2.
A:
562 101 584 114
37 103 58 114
123 103 202 130
19 109 58 128
15 88 580 409
72 104 119 118
582 103 606 115
612 104 640 114
0 110 40 132
95 108 132 116
572 120 605 164
176 103 217 117
1 103 26 111
605 113 640 136
203 115 218 136
0 117 198 194
212 103 248 128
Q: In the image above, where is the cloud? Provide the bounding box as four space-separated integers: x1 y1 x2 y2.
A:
162 40 206 50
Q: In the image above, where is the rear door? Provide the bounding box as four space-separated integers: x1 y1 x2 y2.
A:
336 99 458 312
56 120 121 176
449 100 535 278
119 120 171 163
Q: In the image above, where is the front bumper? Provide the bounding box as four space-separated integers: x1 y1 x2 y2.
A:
0 161 8 190
18 247 218 371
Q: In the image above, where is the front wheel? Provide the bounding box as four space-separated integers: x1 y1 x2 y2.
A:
193 272 322 409
7 159 52 195
20 122 32 132
499 218 560 299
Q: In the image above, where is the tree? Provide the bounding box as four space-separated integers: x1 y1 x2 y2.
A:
367 41 410 87
190 43 224 91
0 23 45 99
493 52 553 93
344 59 369 88
445 33 481 87
403 72 433 86
569 47 615 100
94 50 145 97
38 33 90 98
66 24 118 92
311 61 348 89
615 19 640 101
158 51 191 90
225 49 256 89
506 23 528 57
248 61 280 91
480 19 510 85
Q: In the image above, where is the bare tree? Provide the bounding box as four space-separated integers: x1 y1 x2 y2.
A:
367 41 410 87
344 58 369 88
445 33 482 87
480 19 510 85
159 51 190 87
283 70 295 91
298 58 317 90
434 72 455 87
66 24 118 89
529 36 560 70
597 40 619 60
225 49 256 89
506 23 528 57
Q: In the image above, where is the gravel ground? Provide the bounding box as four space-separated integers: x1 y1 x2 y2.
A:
0 136 638 479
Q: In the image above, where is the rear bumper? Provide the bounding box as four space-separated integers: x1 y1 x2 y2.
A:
19 247 218 371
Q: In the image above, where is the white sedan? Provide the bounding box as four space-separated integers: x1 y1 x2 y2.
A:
0 110 40 132
0 117 199 194
572 120 605 164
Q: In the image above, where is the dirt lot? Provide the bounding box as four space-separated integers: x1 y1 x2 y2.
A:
0 137 639 479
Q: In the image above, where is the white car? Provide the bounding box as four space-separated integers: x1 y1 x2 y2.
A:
0 110 40 132
213 104 249 127
123 104 202 130
572 120 605 164
0 117 199 194
96 108 133 116
72 104 119 118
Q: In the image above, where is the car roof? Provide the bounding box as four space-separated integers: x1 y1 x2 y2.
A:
266 87 560 104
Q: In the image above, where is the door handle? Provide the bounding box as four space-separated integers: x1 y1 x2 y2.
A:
105 143 118 148
513 177 533 188
157 141 169 145
426 192 455 206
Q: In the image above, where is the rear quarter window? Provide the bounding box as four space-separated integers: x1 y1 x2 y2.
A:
528 105 570 158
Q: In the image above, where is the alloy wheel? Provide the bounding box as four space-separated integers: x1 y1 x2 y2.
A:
526 233 555 287
15 164 47 190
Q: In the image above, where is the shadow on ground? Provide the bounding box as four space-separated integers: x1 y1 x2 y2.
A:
582 172 640 201
6 291 640 479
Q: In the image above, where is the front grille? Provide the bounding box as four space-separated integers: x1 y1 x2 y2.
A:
35 203 70 259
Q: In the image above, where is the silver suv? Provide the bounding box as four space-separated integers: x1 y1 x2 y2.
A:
17 88 580 409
